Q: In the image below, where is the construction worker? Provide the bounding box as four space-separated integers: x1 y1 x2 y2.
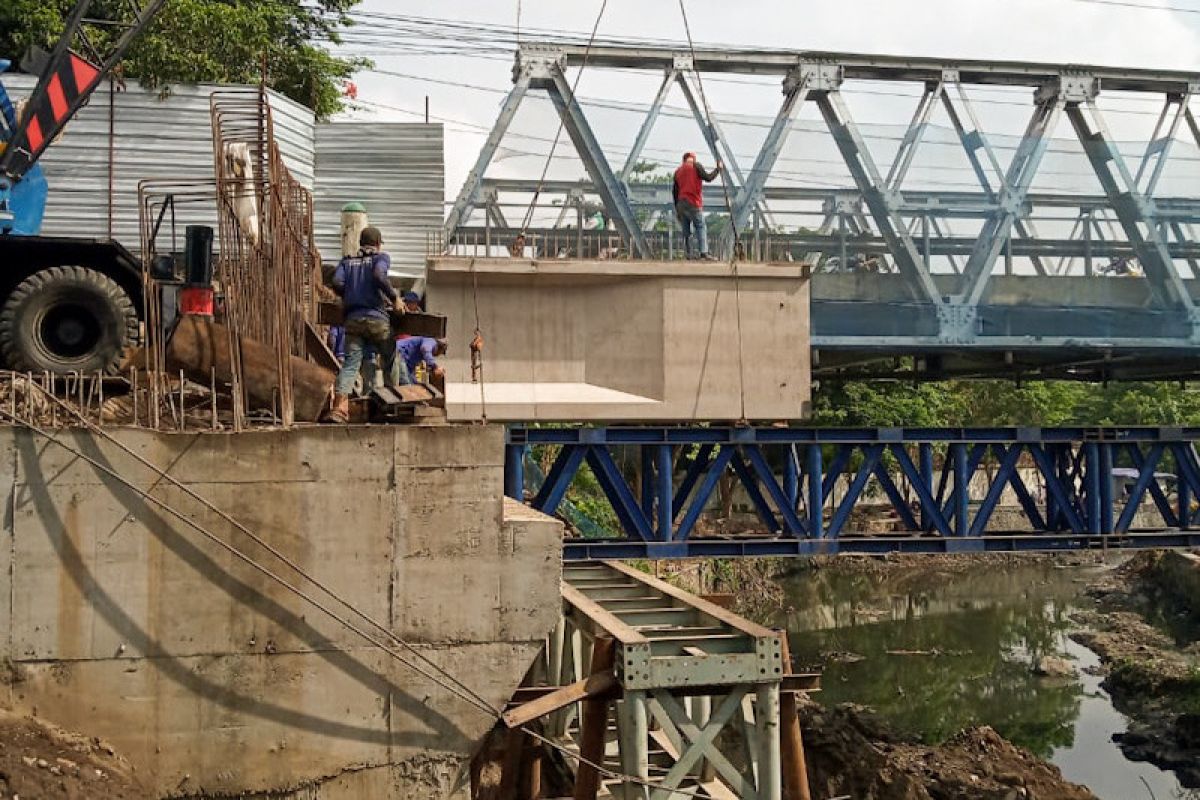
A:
397 336 447 389
401 291 423 313
509 232 526 257
673 152 722 260
327 226 402 422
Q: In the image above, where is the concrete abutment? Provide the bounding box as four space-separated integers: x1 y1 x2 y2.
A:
0 423 562 798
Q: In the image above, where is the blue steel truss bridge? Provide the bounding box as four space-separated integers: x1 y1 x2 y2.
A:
445 43 1200 381
507 426 1200 560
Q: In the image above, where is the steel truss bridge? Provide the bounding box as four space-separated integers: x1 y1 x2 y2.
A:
446 43 1200 380
505 426 1200 560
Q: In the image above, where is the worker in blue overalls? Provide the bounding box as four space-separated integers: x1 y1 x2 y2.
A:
396 336 447 390
326 226 402 422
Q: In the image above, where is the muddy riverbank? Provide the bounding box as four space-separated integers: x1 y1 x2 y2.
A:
663 551 1200 799
1073 552 1200 788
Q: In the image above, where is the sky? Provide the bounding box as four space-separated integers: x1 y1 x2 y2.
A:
332 0 1200 212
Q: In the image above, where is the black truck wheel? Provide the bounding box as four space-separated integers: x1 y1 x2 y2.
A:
0 266 139 373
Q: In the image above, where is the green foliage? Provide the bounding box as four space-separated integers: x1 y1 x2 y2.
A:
812 380 1200 428
0 0 367 119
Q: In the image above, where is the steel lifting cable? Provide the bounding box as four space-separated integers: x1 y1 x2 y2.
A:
468 256 488 423
10 387 719 798
678 0 750 424
517 0 609 238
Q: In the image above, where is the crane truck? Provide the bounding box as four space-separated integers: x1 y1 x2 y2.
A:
0 0 166 374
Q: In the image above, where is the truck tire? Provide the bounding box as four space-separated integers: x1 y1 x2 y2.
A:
0 266 139 374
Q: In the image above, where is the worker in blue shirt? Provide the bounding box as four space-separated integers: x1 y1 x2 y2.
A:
397 336 447 387
327 226 402 422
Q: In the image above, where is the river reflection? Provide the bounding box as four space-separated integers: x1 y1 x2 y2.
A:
767 560 1197 800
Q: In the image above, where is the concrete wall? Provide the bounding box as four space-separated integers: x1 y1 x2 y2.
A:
0 424 562 798
427 258 812 422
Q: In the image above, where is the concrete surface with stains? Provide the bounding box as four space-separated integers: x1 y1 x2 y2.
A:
0 424 562 798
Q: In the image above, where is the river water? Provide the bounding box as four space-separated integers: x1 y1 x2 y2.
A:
770 559 1198 800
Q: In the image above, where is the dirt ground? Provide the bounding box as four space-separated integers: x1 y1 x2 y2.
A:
0 709 146 799
1071 551 1200 788
799 702 1096 800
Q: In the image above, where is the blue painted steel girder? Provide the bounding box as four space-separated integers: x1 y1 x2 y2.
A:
508 426 1200 560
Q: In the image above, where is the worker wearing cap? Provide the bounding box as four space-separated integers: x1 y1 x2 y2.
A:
401 291 422 313
327 226 402 422
397 336 447 389
673 152 722 260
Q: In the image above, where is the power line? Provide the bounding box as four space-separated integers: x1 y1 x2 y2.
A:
1063 0 1200 13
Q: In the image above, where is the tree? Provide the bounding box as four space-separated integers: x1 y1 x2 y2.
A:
0 0 368 119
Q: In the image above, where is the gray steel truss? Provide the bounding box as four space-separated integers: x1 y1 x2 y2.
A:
500 561 818 799
446 43 1200 359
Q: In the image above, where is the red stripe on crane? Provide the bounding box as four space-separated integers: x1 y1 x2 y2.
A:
25 117 44 153
47 75 68 121
70 55 100 95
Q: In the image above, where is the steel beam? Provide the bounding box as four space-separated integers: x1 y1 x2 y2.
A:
443 69 531 241
515 426 1200 560
956 78 1068 310
539 62 650 257
519 42 1200 92
1067 96 1195 317
729 64 817 237
620 66 677 183
814 87 944 308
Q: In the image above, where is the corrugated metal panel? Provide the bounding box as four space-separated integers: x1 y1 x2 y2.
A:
313 122 444 279
3 75 315 253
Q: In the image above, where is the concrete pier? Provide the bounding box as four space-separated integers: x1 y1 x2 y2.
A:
0 424 562 798
427 257 812 422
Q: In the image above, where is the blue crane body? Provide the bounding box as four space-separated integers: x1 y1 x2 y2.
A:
0 60 49 237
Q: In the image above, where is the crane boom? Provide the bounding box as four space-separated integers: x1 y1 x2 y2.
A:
0 0 167 182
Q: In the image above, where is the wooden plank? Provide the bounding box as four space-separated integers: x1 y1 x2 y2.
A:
304 322 340 372
603 561 778 639
574 638 616 800
780 637 813 800
503 673 618 729
561 583 649 646
506 677 816 706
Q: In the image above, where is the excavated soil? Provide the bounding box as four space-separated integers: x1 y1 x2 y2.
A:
799 702 1097 800
0 709 146 799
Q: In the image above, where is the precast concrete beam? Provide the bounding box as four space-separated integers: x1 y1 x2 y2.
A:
426 256 811 422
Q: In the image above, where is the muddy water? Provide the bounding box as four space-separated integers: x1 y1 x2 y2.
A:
771 560 1198 800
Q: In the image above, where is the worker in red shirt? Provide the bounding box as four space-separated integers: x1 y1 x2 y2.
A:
673 152 723 260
